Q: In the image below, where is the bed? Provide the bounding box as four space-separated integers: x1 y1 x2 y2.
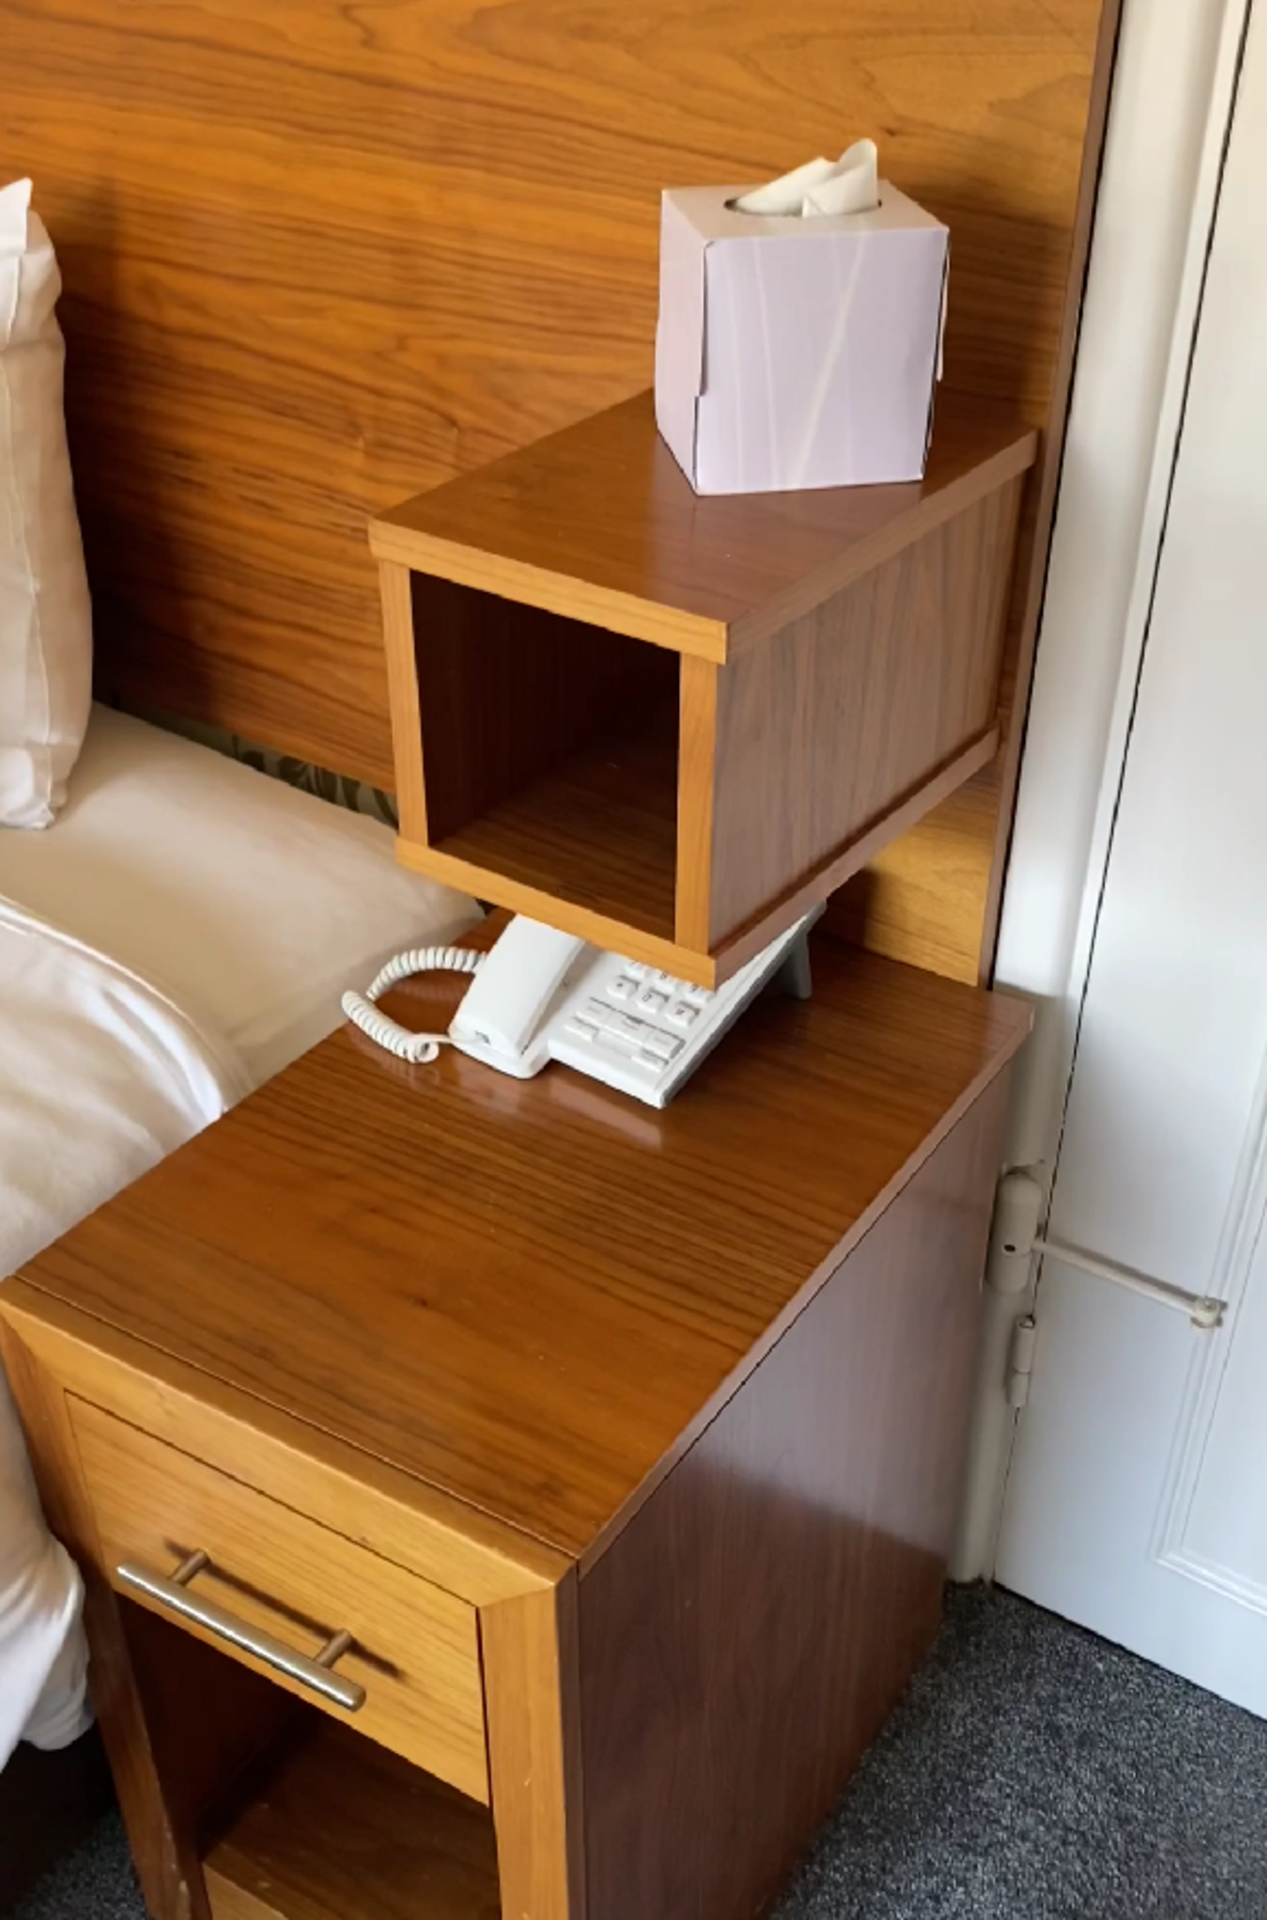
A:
0 704 477 1764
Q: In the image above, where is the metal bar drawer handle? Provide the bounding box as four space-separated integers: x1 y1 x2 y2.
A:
117 1551 366 1712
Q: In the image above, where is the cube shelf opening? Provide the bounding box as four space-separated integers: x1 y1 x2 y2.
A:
202 1708 500 1920
373 394 1040 985
402 572 684 952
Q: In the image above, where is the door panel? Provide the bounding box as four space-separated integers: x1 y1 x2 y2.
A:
1182 1215 1267 1604
997 0 1267 1711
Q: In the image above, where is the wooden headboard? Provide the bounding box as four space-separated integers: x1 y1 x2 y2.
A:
3 0 1117 981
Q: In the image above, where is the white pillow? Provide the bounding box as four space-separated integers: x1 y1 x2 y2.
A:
0 179 92 827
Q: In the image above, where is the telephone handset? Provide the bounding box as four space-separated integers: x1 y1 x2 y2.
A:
341 919 585 1071
342 912 815 1109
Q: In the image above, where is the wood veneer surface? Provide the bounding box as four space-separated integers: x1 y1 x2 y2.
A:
411 577 676 843
202 1717 500 1920
0 0 1108 785
74 1401 490 1801
432 698 681 942
0 0 1117 989
578 1074 1008 1920
706 476 1024 944
18 936 1029 1559
481 1579 585 1920
371 401 1034 656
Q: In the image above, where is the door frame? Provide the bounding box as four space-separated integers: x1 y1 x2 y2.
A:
952 0 1254 1581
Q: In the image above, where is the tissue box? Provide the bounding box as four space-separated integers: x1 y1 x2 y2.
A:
655 183 948 495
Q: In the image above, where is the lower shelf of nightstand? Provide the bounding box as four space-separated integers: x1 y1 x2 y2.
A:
202 1716 500 1920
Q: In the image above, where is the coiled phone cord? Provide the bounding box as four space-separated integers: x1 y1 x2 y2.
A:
341 946 485 1064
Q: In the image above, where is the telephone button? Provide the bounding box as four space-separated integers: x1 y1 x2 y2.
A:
594 1014 646 1056
641 1033 682 1063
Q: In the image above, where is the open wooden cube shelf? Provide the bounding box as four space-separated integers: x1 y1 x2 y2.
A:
112 1595 502 1920
371 392 1036 986
403 577 682 947
203 1711 500 1920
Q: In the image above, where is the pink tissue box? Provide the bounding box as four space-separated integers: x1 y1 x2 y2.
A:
654 183 948 496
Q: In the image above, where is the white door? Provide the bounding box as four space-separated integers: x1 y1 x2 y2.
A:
995 0 1267 1713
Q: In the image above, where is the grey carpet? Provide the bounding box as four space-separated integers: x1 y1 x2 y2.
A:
8 1586 1267 1919
771 1586 1267 1920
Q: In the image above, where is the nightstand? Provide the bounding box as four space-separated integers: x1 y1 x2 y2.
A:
1 922 1028 1920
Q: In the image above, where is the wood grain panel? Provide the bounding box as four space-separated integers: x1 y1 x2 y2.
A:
121 1607 301 1846
398 825 691 980
73 1401 490 1802
710 727 998 981
675 656 719 952
372 400 1035 656
576 1072 1010 1920
408 723 993 988
708 477 1022 944
481 1576 586 1920
16 934 1029 1562
1 1283 567 1606
378 561 428 846
203 1717 500 1920
411 575 675 845
826 767 1005 979
429 697 680 943
1 0 1105 790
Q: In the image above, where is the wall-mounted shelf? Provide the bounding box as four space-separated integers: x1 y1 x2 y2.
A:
370 391 1037 985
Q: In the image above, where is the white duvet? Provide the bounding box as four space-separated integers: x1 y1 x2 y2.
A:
0 896 250 1764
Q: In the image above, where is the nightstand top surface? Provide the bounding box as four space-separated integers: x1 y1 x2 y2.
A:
370 391 1036 659
20 935 1028 1561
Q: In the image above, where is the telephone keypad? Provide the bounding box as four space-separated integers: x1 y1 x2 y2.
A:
545 914 817 1108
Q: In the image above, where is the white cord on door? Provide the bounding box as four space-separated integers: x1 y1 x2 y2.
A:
341 946 485 1064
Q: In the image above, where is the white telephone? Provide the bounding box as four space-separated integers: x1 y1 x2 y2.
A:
343 912 816 1109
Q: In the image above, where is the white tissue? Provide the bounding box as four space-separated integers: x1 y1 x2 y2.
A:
732 157 840 218
734 139 879 219
802 140 879 217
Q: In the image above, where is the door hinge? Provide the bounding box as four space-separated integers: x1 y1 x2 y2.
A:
988 1169 1227 1331
1005 1314 1038 1408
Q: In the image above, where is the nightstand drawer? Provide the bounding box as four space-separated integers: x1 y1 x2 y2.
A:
71 1399 489 1804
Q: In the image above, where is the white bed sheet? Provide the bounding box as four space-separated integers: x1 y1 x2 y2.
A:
0 706 478 1086
0 708 478 1763
0 898 252 1762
